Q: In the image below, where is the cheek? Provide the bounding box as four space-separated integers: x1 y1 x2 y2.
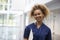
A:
41 15 44 19
41 14 45 18
34 16 36 19
33 16 38 20
33 15 45 20
42 15 44 17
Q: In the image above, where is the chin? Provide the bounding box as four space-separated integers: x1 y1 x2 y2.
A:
36 19 42 22
37 20 41 22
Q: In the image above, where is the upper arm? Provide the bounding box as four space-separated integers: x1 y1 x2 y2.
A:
24 26 30 39
46 29 52 40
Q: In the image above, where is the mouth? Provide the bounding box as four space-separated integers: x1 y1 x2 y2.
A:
36 17 41 21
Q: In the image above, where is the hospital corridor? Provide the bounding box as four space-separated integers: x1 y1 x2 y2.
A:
0 0 60 40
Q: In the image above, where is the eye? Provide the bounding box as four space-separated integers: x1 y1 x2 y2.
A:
34 13 41 16
38 13 40 15
34 14 37 16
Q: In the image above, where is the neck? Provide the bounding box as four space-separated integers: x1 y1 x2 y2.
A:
36 21 42 28
36 21 42 25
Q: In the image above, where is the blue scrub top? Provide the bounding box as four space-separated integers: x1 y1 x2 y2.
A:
24 23 52 40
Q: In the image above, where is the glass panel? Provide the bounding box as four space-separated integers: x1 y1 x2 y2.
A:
0 14 7 27
4 14 7 26
0 0 8 4
0 0 2 3
9 14 14 20
0 27 3 40
7 14 17 26
10 0 12 4
1 27 20 40
0 5 3 10
9 5 12 10
7 27 20 40
0 14 4 24
5 5 8 10
0 14 7 40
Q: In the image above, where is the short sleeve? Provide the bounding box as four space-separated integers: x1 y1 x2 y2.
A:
24 26 30 38
46 29 52 40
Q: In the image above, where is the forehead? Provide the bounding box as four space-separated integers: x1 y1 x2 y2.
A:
34 9 43 14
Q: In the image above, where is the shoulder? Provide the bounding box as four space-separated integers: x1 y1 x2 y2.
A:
43 23 51 32
25 23 34 30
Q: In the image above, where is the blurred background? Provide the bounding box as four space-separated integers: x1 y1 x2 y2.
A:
0 0 60 40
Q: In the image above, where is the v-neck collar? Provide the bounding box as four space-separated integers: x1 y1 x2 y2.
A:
33 22 44 30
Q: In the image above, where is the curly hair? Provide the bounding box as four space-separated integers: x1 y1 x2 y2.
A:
30 4 49 17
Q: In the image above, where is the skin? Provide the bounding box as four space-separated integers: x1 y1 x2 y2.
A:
33 9 45 28
24 38 28 40
24 9 45 40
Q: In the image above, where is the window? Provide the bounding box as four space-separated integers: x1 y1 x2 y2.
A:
0 5 3 10
0 0 24 40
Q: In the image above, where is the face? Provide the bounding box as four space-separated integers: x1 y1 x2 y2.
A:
33 9 44 22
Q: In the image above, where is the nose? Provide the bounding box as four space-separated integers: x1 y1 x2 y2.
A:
36 14 41 17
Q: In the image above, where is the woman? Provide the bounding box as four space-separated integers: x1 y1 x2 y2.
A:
24 4 52 40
